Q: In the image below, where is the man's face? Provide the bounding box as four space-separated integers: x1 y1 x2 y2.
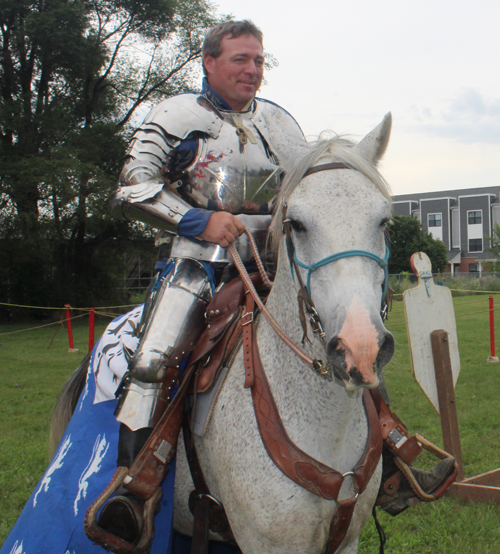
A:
204 33 264 111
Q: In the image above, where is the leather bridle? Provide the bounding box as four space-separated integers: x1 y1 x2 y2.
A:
283 162 391 337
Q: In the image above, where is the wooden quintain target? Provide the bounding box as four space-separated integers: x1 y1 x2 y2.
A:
403 252 500 502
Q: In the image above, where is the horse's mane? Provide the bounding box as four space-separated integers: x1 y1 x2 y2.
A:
269 135 392 253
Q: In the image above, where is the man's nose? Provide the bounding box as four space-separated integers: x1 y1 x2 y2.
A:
245 61 258 75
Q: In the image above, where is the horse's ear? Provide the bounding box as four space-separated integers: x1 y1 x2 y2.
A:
356 112 392 164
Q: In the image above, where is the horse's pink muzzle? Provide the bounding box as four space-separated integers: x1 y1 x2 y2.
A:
326 300 394 390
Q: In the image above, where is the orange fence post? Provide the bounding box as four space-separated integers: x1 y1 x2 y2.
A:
88 308 95 352
490 296 495 358
487 296 499 362
64 304 79 353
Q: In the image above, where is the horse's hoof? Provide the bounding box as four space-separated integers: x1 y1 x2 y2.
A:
97 495 144 543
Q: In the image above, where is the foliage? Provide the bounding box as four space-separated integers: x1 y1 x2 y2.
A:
388 271 415 295
0 0 224 314
485 222 500 272
389 215 449 274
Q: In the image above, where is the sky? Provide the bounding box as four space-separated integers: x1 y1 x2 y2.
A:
208 0 500 196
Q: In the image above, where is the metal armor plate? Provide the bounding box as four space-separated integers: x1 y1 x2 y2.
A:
175 106 281 213
112 94 304 231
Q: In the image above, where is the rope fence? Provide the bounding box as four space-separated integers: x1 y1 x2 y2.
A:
0 300 142 352
385 305 500 328
0 312 89 337
0 301 139 310
2 287 500 355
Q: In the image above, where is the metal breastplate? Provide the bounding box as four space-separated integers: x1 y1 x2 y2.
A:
177 110 281 214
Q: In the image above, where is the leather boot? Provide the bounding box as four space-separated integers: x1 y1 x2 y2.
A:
377 454 456 516
96 424 151 542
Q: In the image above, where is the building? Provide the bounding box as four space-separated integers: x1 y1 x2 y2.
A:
392 186 500 274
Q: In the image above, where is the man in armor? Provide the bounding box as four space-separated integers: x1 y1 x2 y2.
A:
97 19 456 546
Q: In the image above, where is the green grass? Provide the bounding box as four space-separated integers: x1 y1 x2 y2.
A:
2 296 500 551
0 318 108 542
358 294 500 553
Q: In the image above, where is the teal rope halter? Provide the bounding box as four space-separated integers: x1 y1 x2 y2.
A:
293 245 390 306
284 161 391 310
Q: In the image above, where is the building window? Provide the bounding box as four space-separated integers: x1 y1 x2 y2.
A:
469 238 482 252
428 213 442 227
469 263 479 273
468 211 482 225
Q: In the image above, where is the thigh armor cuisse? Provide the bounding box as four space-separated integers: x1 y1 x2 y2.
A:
115 258 212 431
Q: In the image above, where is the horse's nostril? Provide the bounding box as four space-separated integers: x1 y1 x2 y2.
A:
377 332 395 369
327 337 340 358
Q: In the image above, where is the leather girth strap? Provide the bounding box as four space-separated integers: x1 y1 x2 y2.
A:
182 419 236 554
242 292 383 553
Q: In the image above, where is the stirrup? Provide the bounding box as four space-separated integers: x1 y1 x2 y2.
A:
395 433 458 502
84 467 162 554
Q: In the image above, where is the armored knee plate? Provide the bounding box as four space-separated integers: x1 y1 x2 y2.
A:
114 375 177 431
115 258 212 430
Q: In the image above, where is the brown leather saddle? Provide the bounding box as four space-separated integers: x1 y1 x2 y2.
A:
189 271 271 394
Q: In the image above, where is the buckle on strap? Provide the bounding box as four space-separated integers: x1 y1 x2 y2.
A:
241 311 254 326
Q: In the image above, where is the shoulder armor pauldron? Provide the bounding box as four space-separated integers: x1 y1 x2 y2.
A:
143 94 224 141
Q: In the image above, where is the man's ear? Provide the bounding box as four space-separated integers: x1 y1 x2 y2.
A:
203 54 214 75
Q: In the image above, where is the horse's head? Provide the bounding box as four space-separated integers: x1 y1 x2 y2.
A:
271 114 395 391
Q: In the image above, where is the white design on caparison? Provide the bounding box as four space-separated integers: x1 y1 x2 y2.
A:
74 434 109 515
33 434 72 507
9 540 25 554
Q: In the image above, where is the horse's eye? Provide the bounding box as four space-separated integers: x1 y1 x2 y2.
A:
380 217 391 228
291 219 306 233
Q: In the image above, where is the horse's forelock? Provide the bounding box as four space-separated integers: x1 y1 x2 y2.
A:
268 136 392 254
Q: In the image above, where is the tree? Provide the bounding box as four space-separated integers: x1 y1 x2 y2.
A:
484 223 500 272
487 223 500 258
388 215 449 274
0 0 225 315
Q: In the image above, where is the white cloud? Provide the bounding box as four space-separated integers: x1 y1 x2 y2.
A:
412 88 500 144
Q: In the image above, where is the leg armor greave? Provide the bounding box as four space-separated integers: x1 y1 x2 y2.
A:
115 258 213 431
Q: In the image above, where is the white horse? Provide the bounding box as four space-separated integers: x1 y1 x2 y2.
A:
171 113 395 554
40 114 395 554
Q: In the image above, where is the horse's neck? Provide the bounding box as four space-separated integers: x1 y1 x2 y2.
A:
255 246 367 469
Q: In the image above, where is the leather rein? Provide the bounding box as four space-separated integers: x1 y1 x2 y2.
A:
224 161 386 553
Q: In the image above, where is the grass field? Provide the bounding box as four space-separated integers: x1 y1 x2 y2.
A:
1 295 500 552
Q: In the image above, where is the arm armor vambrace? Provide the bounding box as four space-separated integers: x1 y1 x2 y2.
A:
110 181 192 233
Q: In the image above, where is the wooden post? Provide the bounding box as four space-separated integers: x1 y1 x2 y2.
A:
430 329 464 480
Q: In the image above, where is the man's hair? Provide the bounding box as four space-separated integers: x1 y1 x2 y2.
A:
202 20 263 76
